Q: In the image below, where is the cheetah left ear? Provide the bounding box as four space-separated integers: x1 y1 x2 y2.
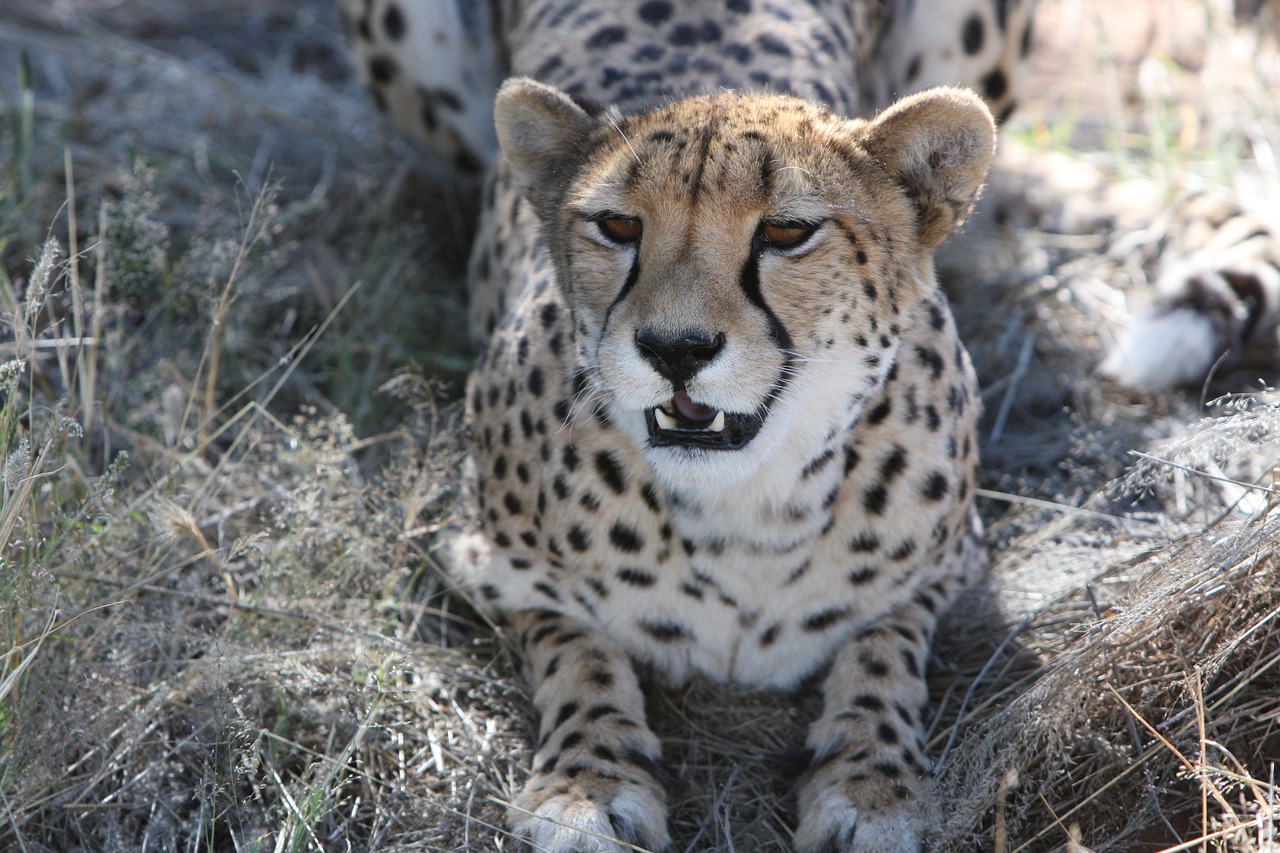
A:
859 87 996 249
494 78 599 217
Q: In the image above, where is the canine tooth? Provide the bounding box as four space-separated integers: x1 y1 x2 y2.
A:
709 411 726 432
654 407 678 430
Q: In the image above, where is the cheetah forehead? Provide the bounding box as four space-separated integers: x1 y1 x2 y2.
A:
572 93 886 219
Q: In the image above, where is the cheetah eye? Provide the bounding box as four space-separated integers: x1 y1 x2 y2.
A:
756 221 820 252
595 216 643 244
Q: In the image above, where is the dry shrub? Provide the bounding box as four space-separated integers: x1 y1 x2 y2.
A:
937 447 1280 851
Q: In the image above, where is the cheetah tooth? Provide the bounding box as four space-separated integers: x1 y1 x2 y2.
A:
654 407 678 430
708 411 725 432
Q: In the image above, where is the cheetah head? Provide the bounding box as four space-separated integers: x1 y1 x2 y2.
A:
495 80 994 490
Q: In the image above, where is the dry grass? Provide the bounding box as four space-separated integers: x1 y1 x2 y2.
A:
0 1 1278 851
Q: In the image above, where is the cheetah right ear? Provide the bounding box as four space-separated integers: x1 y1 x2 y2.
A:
859 86 997 249
494 78 598 216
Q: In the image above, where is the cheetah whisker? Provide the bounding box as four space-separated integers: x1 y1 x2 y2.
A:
607 113 641 166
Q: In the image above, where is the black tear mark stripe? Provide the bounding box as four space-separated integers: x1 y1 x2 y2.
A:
601 239 644 334
738 251 794 352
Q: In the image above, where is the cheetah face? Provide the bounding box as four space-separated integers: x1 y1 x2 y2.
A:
496 80 995 487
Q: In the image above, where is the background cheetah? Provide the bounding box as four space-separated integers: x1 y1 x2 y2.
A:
2 1 1280 852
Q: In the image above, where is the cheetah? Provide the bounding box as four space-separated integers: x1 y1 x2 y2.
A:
336 0 1280 850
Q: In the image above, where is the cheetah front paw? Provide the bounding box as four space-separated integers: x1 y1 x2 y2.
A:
509 764 670 853
793 788 922 853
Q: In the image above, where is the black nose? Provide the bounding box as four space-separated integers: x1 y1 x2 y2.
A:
634 330 725 386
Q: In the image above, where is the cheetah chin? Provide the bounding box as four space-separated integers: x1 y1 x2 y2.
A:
644 390 764 450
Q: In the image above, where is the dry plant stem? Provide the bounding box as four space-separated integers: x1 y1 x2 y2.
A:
63 146 95 440
191 185 274 448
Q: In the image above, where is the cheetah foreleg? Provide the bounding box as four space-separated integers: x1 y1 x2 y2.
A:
507 609 671 853
793 598 938 853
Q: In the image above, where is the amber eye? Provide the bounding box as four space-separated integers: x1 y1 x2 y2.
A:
597 216 643 243
758 221 817 250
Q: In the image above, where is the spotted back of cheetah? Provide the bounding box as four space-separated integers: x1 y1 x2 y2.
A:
338 0 1280 850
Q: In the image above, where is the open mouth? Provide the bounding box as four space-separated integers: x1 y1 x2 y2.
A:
645 390 763 450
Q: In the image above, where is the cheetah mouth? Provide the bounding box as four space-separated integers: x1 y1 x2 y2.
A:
645 390 763 450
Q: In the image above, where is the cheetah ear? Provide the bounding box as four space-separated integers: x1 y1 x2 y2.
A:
859 87 997 249
494 78 598 216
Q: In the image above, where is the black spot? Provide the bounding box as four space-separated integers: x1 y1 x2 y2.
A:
962 14 984 55
609 523 644 553
503 492 523 515
552 475 571 500
568 525 591 552
368 55 396 84
759 623 780 646
480 583 501 601
454 149 483 175
865 658 890 677
864 485 888 516
638 0 673 24
856 250 868 265
587 703 620 721
905 54 922 83
888 540 916 561
381 3 406 39
854 694 885 712
902 649 921 677
527 366 545 397
540 301 559 328
846 566 876 587
928 301 946 331
849 532 880 553
594 451 627 494
915 344 945 380
756 33 791 56
562 444 580 471
492 455 508 479
843 446 861 474
640 482 662 513
534 581 562 602
878 446 907 484
726 0 750 11
639 619 690 642
431 88 464 111
878 722 900 744
587 25 627 49
529 623 559 646
982 68 1008 101
669 22 699 46
923 472 949 501
803 606 852 632
802 448 835 479
865 399 892 425
618 566 656 587
590 670 615 688
634 43 665 62
724 42 752 63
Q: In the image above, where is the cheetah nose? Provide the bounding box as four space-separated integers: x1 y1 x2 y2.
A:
634 330 725 386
